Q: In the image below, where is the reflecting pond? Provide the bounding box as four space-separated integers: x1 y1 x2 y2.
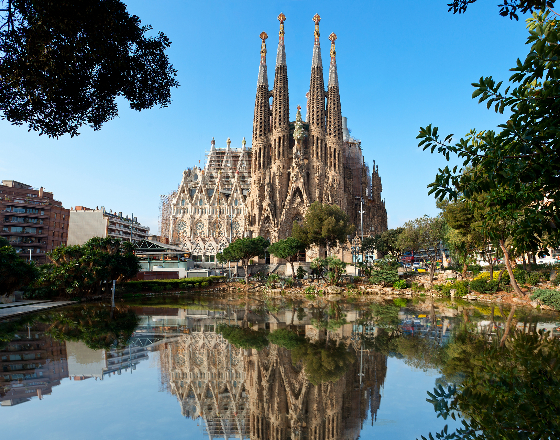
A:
1 295 559 440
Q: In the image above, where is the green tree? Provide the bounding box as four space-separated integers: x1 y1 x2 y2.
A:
447 0 555 20
0 237 38 297
398 215 447 283
291 339 355 385
365 227 405 259
43 304 138 350
216 323 269 350
0 0 178 137
268 237 306 280
217 236 269 287
292 202 354 256
34 237 139 298
421 330 560 440
440 199 483 278
268 328 306 349
418 11 560 293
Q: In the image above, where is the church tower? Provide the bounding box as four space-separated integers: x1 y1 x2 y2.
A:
307 14 327 203
324 32 346 210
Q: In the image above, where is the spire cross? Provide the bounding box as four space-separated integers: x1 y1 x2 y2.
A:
329 32 337 60
297 105 301 111
259 32 268 62
313 13 321 43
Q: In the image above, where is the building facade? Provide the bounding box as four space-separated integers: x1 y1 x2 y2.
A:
67 206 150 245
0 180 69 264
167 14 387 263
168 138 252 262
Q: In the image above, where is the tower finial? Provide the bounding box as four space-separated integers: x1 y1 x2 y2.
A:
313 14 321 42
329 33 337 60
260 32 268 62
278 13 286 38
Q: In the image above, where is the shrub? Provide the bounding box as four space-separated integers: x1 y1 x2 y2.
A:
454 280 469 296
393 298 408 308
411 282 425 292
296 266 307 280
393 280 407 290
469 278 500 294
531 289 560 311
305 293 316 301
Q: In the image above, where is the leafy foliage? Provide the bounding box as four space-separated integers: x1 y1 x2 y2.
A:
268 237 306 279
217 236 269 286
368 258 400 286
447 0 555 20
32 237 139 299
531 288 560 310
310 256 347 285
420 330 560 440
291 339 355 386
292 202 354 254
216 323 269 350
0 0 179 137
417 11 560 257
43 304 138 350
0 236 38 296
268 328 306 349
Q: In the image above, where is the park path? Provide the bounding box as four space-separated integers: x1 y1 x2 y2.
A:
0 300 75 320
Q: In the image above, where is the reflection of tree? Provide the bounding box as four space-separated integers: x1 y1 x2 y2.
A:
40 305 138 350
216 324 269 350
422 330 560 440
291 339 355 386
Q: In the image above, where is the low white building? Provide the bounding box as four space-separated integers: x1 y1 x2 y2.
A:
67 206 149 245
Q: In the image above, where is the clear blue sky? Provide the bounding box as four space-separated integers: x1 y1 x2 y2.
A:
0 0 532 233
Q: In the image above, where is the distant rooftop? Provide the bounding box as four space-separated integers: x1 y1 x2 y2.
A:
1 180 33 189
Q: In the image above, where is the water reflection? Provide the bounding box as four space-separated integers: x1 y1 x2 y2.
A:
1 297 559 439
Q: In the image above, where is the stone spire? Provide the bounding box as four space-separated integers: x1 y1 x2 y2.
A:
312 13 322 68
253 32 271 171
326 32 343 170
272 13 289 162
257 31 268 86
276 12 286 67
328 32 338 88
308 13 326 164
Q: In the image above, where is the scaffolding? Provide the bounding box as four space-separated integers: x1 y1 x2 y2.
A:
158 190 176 242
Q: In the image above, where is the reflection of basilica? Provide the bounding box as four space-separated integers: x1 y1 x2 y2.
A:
160 325 387 440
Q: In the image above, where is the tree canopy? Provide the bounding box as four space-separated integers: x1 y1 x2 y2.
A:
418 11 559 253
33 237 139 298
447 0 555 20
217 236 269 286
0 236 38 296
0 0 179 137
268 237 306 279
292 202 354 255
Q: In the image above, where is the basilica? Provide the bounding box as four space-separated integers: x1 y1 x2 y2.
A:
167 14 387 263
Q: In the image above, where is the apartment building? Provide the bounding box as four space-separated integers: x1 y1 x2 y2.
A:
0 180 69 264
67 206 149 245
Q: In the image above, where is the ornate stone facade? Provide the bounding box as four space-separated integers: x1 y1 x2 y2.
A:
168 138 252 262
167 14 388 262
161 327 387 440
246 14 387 250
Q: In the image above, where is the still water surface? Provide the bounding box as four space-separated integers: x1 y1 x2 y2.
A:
1 296 558 440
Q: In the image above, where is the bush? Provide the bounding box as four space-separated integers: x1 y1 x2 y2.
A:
393 298 408 308
296 266 307 280
531 289 560 310
120 276 225 293
393 279 407 290
454 280 469 296
411 282 425 292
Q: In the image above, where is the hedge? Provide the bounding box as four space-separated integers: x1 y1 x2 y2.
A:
119 276 225 293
